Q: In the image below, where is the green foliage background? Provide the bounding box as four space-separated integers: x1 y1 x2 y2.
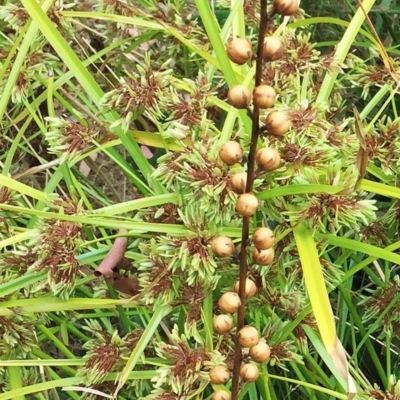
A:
0 0 400 399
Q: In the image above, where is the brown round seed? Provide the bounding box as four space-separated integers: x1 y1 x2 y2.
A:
252 227 275 250
273 0 299 16
219 141 244 165
253 85 276 109
233 278 257 298
218 291 241 314
252 247 274 266
213 314 234 335
255 147 281 172
236 193 258 217
227 38 253 65
209 365 231 385
265 110 291 137
263 37 284 61
238 326 259 348
227 85 252 109
250 341 271 363
212 390 231 400
211 236 235 257
230 172 248 194
240 363 259 382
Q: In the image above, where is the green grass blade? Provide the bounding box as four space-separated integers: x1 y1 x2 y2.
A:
20 0 165 194
316 0 376 106
115 304 171 395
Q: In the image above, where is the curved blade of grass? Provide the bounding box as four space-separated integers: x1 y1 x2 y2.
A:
92 193 181 216
20 0 164 194
0 297 138 316
360 179 400 198
194 0 237 86
0 230 39 250
316 0 376 106
257 184 344 200
320 234 400 264
0 174 50 201
115 304 171 396
0 204 188 235
0 0 52 119
268 374 347 399
293 221 356 398
0 370 156 400
0 271 47 298
289 16 378 45
7 367 24 400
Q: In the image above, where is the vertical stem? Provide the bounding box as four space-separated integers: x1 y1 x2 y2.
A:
231 1 268 399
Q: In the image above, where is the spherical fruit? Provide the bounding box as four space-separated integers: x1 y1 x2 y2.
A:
238 326 259 348
236 193 258 217
252 247 274 266
273 0 299 16
227 85 252 109
252 227 275 250
209 365 231 385
255 147 280 172
230 172 247 194
263 37 284 61
265 111 291 136
253 85 276 109
240 363 259 382
250 341 271 363
233 278 257 298
218 291 241 314
227 38 252 65
219 141 244 165
213 314 233 335
212 390 231 400
211 236 235 257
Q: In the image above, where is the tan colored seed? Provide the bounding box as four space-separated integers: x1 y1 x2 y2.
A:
252 227 275 250
233 278 257 298
236 193 258 217
227 38 253 65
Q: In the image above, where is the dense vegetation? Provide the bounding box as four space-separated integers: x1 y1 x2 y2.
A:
1 0 400 399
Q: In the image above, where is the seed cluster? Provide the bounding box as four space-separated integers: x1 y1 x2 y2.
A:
209 1 299 397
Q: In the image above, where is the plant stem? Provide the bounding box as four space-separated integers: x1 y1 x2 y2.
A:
231 1 268 399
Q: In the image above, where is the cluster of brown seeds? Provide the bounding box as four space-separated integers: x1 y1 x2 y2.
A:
208 1 299 398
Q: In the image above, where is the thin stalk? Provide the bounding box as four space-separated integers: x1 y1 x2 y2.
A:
231 1 268 398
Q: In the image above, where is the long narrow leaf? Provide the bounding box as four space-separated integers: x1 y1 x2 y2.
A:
115 304 171 395
293 221 355 398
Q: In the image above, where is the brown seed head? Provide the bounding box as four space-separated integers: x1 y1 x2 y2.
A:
265 110 291 136
227 38 253 65
227 85 252 109
273 0 299 16
236 193 258 217
219 141 244 165
230 172 248 194
218 291 241 314
263 37 284 61
240 363 260 382
252 247 274 266
233 278 257 298
213 314 234 335
238 326 259 348
255 147 281 172
250 341 271 363
252 227 275 250
253 85 276 109
209 365 231 384
211 236 235 257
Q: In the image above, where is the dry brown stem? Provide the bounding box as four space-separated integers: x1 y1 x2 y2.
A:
231 0 268 398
